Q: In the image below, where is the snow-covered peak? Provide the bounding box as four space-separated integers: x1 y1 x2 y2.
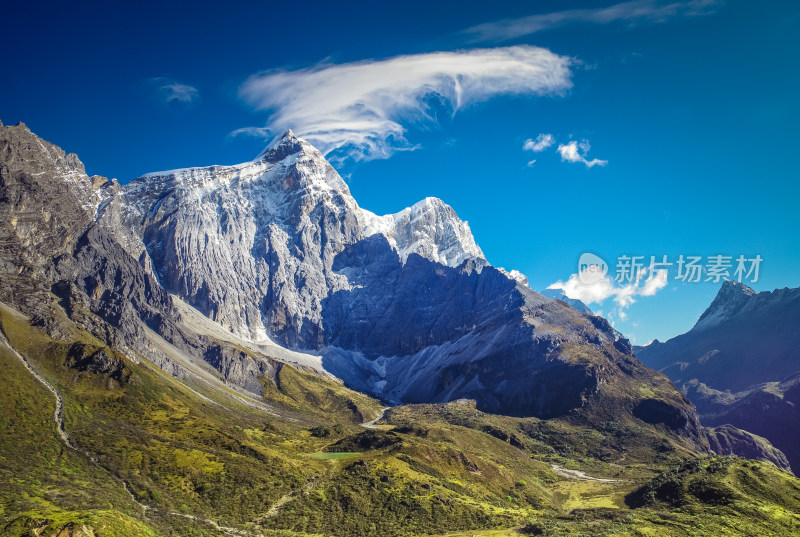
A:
360 197 484 268
257 129 301 160
260 129 352 194
133 129 350 200
127 132 482 278
693 280 757 332
498 268 530 287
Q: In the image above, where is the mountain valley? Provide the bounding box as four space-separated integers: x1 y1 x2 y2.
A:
1 121 799 537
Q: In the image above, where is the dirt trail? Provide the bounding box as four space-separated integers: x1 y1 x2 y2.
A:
550 463 621 483
0 325 255 537
362 406 390 429
258 474 324 521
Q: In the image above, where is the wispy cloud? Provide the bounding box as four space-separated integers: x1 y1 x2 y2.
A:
236 46 573 163
557 140 607 168
523 135 607 168
150 77 200 105
228 126 271 139
523 133 555 152
462 0 721 43
547 266 668 319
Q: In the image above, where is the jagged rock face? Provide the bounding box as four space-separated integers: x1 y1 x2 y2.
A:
322 236 517 357
636 280 800 470
0 123 100 315
318 234 664 420
693 280 758 332
705 424 791 472
0 123 292 397
0 123 742 451
114 132 698 426
637 281 800 391
117 132 363 345
115 131 485 346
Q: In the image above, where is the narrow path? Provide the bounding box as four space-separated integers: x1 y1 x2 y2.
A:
0 330 74 448
0 327 256 537
256 403 390 520
257 474 324 521
168 512 251 536
361 406 390 429
550 463 620 483
258 404 393 521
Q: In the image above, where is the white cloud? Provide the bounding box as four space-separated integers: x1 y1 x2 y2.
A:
547 267 668 319
523 133 555 152
228 126 271 139
462 0 721 43
639 269 669 296
549 271 618 305
557 140 607 168
151 78 200 105
526 159 537 167
237 46 573 163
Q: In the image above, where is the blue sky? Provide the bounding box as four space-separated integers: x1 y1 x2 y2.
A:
3 0 799 344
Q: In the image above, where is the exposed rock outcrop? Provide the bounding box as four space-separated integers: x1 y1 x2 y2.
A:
637 280 800 470
705 425 790 472
2 122 781 465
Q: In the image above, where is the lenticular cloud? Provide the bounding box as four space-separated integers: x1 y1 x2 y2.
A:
237 46 573 162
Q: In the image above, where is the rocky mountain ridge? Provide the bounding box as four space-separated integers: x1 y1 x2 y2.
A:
113 130 485 344
637 280 800 390
693 280 758 332
636 279 800 469
0 121 789 470
109 128 700 426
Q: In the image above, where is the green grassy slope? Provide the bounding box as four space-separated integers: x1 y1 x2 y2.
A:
2 308 799 537
0 315 159 535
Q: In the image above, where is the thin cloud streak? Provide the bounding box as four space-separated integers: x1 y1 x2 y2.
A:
150 77 200 105
229 126 271 139
462 0 721 43
237 46 573 164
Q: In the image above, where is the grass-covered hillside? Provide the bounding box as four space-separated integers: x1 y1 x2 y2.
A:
2 304 799 537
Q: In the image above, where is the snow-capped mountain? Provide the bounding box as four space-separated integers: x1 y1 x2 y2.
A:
96 130 699 425
8 121 790 468
110 130 484 343
362 196 484 267
692 280 757 332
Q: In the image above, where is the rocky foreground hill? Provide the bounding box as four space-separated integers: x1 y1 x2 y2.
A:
1 121 797 536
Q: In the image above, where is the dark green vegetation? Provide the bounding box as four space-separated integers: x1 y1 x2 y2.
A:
2 118 796 536
2 307 800 536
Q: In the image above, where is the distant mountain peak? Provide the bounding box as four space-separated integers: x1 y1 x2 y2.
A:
720 279 756 296
540 288 593 314
403 197 463 227
693 280 757 332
